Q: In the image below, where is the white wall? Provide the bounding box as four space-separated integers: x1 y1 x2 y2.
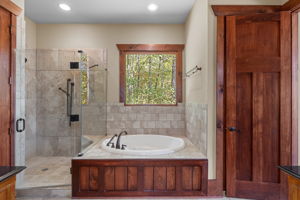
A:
35 24 185 103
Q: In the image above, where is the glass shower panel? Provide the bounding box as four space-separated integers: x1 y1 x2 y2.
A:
79 49 107 153
15 49 26 172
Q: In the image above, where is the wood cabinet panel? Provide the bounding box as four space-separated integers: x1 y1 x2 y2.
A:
288 176 300 200
104 167 114 191
0 176 16 200
166 167 175 191
89 167 98 191
144 167 154 190
153 167 166 191
128 167 138 191
193 167 201 190
79 167 89 191
72 159 208 198
115 167 127 191
182 167 193 190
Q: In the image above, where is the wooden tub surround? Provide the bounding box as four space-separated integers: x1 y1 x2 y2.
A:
72 159 208 198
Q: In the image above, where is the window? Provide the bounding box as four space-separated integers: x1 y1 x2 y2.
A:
118 44 184 105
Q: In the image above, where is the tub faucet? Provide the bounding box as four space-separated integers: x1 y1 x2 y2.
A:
106 134 117 148
116 131 128 149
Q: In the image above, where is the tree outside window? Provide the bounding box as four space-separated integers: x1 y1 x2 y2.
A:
118 44 184 106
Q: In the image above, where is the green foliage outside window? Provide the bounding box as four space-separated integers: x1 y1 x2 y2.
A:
80 54 88 105
126 54 176 105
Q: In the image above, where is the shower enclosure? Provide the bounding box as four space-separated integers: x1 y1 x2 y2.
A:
17 48 107 189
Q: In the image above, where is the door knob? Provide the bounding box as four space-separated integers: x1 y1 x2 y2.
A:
226 127 240 133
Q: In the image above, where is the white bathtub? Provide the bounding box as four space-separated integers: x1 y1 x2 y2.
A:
101 135 185 156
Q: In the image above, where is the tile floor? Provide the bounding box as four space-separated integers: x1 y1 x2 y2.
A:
19 157 71 189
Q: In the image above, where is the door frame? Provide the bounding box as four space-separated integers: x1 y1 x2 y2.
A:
211 5 298 196
0 0 21 166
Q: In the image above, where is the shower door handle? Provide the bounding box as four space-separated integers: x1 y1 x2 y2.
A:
67 79 71 116
16 118 25 132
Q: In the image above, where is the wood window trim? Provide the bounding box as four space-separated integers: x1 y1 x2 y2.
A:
117 44 184 106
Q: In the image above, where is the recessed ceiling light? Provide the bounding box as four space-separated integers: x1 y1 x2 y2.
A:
59 3 71 11
148 3 158 12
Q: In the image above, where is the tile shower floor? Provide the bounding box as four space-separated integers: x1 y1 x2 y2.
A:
19 156 71 189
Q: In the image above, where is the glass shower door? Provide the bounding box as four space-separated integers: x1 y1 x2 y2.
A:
35 49 81 157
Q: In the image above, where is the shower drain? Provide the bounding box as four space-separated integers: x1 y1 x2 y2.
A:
41 168 49 172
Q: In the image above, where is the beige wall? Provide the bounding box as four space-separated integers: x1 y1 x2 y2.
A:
35 24 185 103
25 17 37 49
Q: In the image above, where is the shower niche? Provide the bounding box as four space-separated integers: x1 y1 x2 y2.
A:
28 48 107 157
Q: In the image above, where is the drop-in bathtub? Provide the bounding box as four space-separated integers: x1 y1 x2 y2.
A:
72 135 208 198
101 134 185 156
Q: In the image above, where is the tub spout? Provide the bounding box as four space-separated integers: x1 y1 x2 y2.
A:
116 131 128 149
106 134 117 147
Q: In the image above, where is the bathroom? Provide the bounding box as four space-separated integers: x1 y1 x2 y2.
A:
0 0 299 199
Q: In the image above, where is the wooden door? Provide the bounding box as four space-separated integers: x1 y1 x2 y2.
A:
225 12 292 200
0 6 16 166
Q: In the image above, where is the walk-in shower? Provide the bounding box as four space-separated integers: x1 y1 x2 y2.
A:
17 48 108 189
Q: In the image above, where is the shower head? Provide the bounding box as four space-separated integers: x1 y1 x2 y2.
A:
89 64 99 69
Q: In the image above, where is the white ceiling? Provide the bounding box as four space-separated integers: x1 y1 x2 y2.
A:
25 0 196 24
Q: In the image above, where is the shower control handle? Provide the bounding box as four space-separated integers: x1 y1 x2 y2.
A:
16 118 25 132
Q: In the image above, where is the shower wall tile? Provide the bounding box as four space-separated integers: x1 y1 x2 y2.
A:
36 135 80 156
58 49 80 70
107 103 185 136
36 136 58 156
185 103 207 155
37 49 59 70
25 49 36 70
84 48 108 68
